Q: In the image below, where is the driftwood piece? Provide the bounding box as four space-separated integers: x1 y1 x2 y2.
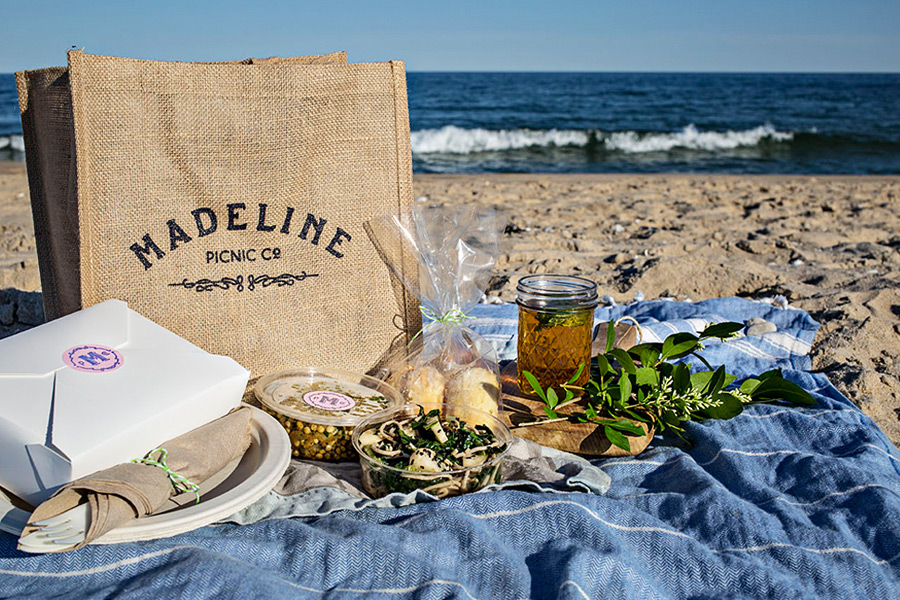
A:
500 322 654 457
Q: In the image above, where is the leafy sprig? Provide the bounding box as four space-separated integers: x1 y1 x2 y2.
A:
521 320 815 452
535 309 593 330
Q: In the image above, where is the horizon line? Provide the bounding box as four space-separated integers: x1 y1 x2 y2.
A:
2 69 900 76
405 69 900 75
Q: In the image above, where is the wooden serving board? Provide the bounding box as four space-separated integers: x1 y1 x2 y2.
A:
499 322 654 457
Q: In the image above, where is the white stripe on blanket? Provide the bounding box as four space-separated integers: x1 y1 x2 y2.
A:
397 499 897 568
727 338 778 360
758 332 812 355
712 543 900 566
741 408 858 420
400 498 695 540
761 483 899 507
0 545 483 598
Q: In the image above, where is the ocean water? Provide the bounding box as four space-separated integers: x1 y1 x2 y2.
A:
3 72 899 173
407 72 900 174
0 74 23 161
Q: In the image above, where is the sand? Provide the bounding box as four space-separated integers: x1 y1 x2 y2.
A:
418 173 900 444
2 163 899 444
0 163 38 292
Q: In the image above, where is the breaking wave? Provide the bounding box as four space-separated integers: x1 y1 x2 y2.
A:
410 124 794 155
605 124 793 153
0 134 24 152
411 125 589 154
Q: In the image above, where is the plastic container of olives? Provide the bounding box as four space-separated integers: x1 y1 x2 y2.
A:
254 367 402 461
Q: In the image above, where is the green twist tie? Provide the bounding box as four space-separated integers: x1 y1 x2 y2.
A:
408 306 475 346
132 447 201 503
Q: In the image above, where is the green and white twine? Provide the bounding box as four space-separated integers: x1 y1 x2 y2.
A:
409 306 475 345
132 448 201 503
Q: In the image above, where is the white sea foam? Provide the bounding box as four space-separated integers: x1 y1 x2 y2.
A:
605 124 793 154
0 135 25 152
410 124 793 155
411 125 589 154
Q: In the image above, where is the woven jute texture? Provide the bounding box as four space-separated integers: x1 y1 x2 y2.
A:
17 51 419 376
202 51 348 65
15 66 80 319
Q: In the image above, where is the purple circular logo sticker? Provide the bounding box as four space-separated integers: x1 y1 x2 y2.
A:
62 344 123 374
303 390 355 411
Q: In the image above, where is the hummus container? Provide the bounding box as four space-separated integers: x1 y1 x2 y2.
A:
254 368 402 461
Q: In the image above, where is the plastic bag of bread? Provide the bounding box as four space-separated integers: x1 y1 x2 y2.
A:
368 205 502 417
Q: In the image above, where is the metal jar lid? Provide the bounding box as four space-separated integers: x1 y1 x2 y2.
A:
516 274 599 312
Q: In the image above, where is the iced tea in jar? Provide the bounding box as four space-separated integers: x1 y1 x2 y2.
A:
516 274 599 394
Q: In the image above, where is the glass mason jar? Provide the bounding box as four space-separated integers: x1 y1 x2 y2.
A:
516 274 599 395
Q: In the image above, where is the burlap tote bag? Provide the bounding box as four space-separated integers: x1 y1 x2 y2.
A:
16 51 348 322
16 50 419 376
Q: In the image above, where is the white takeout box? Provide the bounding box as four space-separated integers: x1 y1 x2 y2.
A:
0 299 250 505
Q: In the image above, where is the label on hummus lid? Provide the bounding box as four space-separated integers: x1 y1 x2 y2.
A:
266 375 393 423
303 390 355 411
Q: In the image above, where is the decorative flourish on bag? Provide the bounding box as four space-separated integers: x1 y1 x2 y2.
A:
170 276 245 292
168 272 318 293
247 272 319 290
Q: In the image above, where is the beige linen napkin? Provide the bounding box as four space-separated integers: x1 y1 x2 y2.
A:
19 407 253 552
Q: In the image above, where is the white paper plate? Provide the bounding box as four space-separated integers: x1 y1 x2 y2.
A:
0 405 290 544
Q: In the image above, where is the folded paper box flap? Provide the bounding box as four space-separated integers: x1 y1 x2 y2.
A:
0 299 217 447
0 299 250 504
0 374 55 441
51 349 246 464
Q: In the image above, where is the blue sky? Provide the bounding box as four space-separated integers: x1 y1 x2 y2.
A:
1 0 898 73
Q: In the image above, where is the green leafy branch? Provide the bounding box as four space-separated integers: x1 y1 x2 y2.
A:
520 320 816 452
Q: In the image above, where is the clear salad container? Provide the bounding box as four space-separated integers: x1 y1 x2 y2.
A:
254 367 402 461
351 402 512 498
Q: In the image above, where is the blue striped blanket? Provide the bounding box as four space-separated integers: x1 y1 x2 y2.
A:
1 298 899 599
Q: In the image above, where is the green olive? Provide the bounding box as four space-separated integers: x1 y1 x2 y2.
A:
272 415 354 461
